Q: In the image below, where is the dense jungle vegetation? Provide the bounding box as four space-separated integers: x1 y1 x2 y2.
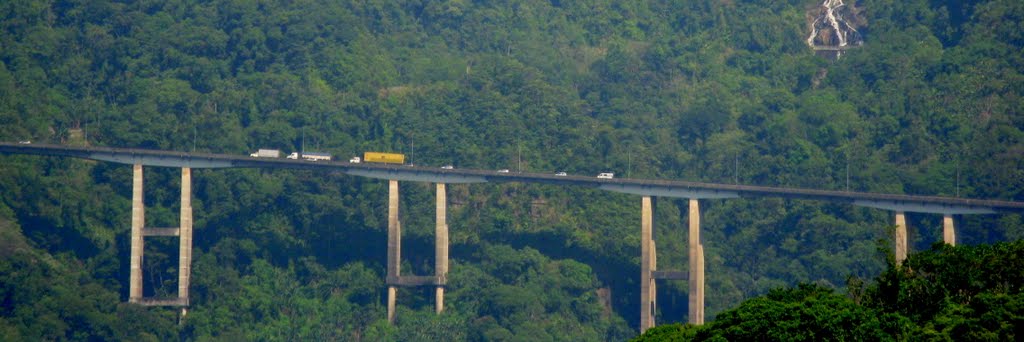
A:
1 0 1022 340
634 241 1024 341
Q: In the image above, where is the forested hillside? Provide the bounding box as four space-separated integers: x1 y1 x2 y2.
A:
1 0 1022 340
634 241 1024 340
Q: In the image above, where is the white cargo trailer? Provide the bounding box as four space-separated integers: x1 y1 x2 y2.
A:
249 149 281 158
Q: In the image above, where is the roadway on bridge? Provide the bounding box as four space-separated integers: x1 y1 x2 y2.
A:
2 142 1022 214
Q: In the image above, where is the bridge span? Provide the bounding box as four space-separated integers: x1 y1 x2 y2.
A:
3 142 1023 331
4 143 1018 213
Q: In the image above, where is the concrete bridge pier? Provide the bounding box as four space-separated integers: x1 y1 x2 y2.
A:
894 211 907 264
385 181 451 324
435 183 449 314
130 164 145 303
893 212 956 265
639 196 703 333
128 165 193 308
688 199 704 325
639 196 655 331
943 214 955 246
178 168 193 313
387 180 401 324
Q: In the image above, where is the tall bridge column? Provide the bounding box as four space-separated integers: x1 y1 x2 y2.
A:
894 211 908 264
639 196 655 332
688 199 704 325
387 180 401 324
943 214 955 246
130 164 144 303
435 183 449 314
178 168 193 313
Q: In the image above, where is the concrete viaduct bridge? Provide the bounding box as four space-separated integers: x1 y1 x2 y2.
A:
3 142 1023 332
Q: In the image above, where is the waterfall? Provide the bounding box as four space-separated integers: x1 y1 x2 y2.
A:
807 0 864 57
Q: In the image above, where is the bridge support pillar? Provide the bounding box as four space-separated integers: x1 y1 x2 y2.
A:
128 165 194 307
639 196 655 332
943 214 955 246
385 180 451 323
130 164 144 303
435 183 448 314
688 199 704 325
638 197 692 332
895 211 908 264
387 180 400 324
178 168 193 310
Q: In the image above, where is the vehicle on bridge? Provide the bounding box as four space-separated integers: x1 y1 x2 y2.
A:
249 149 281 158
597 172 614 179
287 152 332 161
363 152 405 164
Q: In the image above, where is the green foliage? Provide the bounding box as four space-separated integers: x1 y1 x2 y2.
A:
0 216 178 341
866 241 1024 339
637 241 1024 341
628 323 700 342
694 284 890 341
1 0 1023 340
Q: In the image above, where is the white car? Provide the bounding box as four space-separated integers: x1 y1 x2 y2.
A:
596 173 614 179
18 140 31 144
497 169 510 173
441 165 454 169
555 172 567 176
349 156 361 163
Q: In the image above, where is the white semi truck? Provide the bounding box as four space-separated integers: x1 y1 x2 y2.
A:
287 152 332 161
249 149 281 158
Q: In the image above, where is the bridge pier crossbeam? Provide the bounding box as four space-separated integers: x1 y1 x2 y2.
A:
128 165 194 309
386 181 450 324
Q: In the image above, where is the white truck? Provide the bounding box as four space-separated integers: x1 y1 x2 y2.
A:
287 152 331 161
250 149 281 158
596 172 614 179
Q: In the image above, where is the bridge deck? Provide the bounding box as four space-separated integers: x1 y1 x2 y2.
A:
2 142 1022 214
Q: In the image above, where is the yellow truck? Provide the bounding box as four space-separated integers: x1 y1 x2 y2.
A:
363 152 405 164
